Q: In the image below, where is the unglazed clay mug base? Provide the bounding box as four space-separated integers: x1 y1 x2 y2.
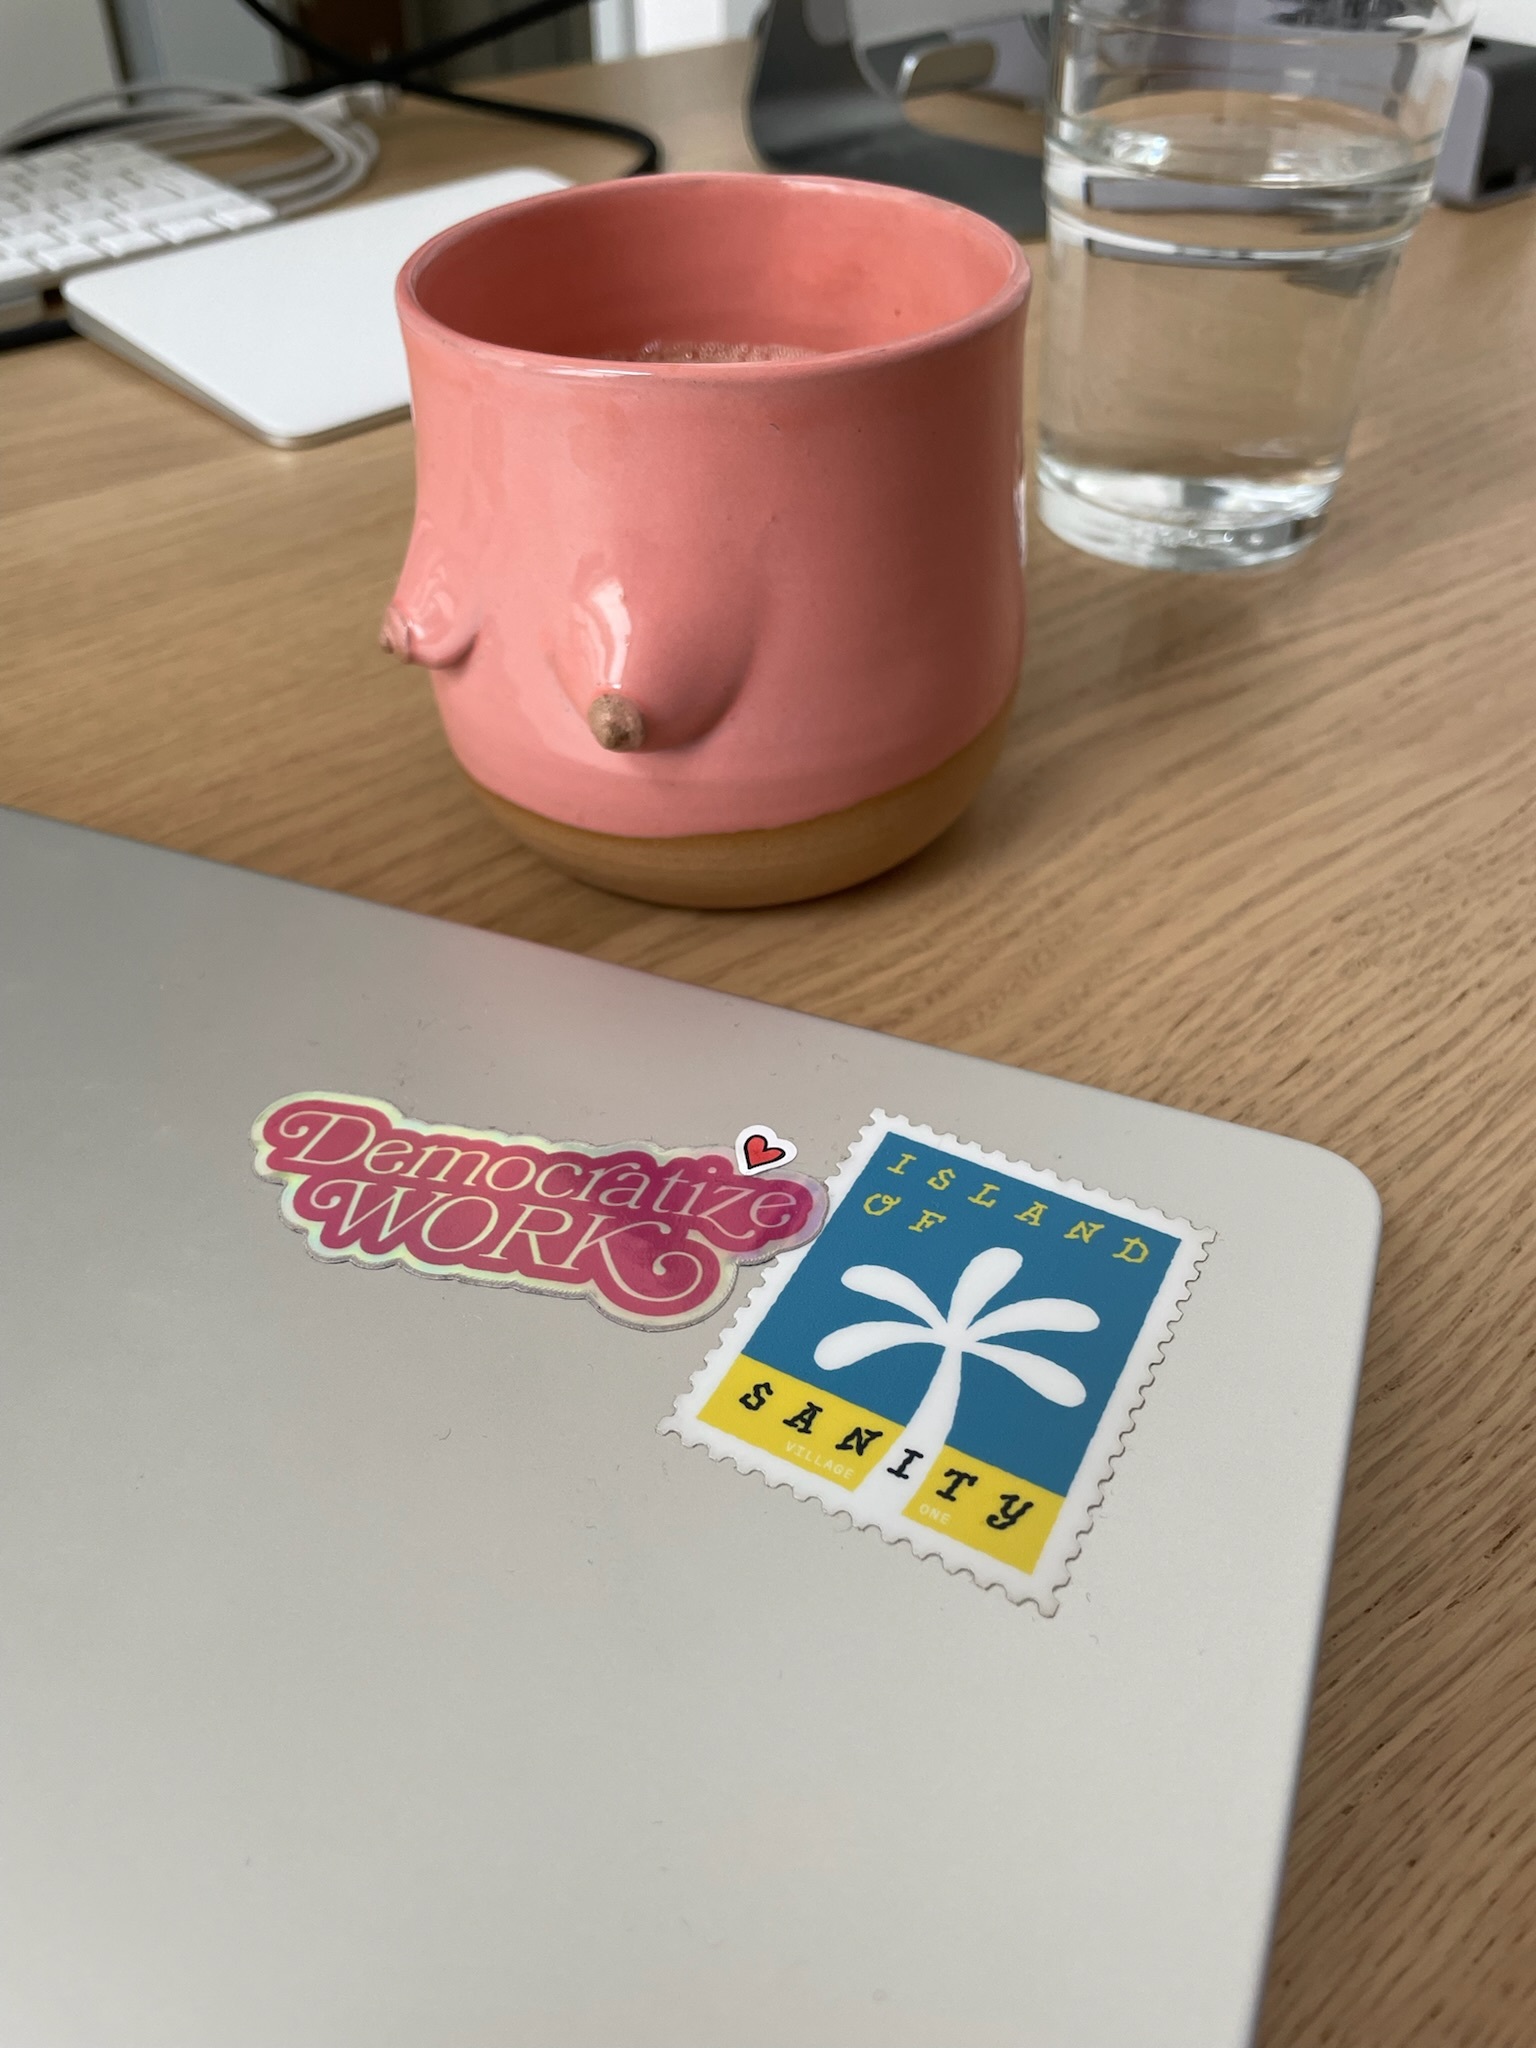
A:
386 173 1031 908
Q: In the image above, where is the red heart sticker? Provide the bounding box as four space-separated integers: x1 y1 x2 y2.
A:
736 1125 797 1176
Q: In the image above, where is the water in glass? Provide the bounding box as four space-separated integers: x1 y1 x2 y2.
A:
1036 4 1473 570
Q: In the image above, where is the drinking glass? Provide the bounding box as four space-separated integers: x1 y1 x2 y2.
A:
1035 0 1475 570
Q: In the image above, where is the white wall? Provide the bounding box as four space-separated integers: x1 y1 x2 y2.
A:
1475 0 1536 42
635 0 726 54
0 0 117 132
596 0 1532 65
593 0 758 60
110 0 286 87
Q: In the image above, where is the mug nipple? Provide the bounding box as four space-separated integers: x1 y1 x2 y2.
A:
587 695 646 751
379 606 413 661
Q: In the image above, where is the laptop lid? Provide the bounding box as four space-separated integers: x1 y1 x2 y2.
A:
0 808 1378 2048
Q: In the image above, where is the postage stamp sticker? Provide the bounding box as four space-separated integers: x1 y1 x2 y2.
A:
663 1111 1211 1610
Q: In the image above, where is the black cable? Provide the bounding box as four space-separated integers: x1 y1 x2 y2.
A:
0 316 76 353
401 78 660 173
239 0 570 88
234 0 661 175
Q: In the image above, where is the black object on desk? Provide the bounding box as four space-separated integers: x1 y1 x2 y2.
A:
747 0 1046 238
1436 38 1536 209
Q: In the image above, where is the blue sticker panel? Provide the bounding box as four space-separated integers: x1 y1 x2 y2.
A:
744 1132 1179 1498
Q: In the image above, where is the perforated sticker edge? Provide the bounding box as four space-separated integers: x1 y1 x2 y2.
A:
661 1109 1212 1612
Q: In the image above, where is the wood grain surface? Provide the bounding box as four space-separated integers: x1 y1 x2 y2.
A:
4 42 1536 2044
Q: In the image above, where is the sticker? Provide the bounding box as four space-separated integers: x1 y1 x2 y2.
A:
253 1093 826 1330
736 1125 797 1176
662 1112 1210 1609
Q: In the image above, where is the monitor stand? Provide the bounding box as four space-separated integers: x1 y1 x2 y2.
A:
746 0 1046 240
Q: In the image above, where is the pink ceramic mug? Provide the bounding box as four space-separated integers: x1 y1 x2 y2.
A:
385 172 1030 907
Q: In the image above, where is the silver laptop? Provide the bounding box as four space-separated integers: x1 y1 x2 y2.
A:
1 806 1379 2048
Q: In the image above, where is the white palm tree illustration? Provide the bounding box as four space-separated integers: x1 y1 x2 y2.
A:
812 1246 1099 1517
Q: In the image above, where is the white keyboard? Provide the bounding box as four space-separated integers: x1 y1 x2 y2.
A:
0 138 275 302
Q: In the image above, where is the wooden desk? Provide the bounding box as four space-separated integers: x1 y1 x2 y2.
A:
4 42 1535 2043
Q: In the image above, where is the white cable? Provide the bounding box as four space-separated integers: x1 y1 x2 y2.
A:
0 79 385 219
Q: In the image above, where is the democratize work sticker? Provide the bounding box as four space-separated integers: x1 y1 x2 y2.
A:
663 1111 1210 1609
253 1093 826 1330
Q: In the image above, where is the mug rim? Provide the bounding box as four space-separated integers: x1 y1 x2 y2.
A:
396 169 1031 380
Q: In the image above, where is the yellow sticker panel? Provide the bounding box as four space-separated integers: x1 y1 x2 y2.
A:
697 1356 900 1493
903 1448 1065 1573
